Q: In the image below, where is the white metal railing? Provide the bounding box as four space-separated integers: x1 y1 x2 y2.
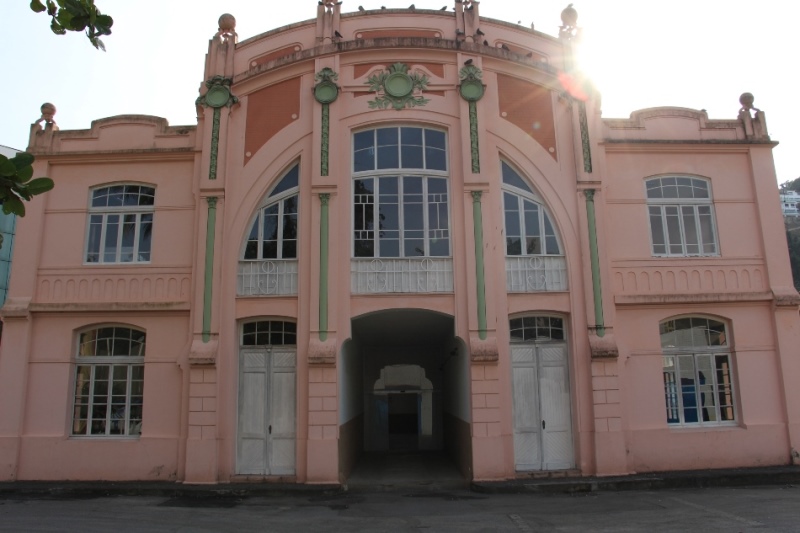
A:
351 257 453 294
505 256 567 292
237 260 298 296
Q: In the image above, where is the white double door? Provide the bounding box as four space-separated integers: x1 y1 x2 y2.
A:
511 342 574 471
237 347 296 475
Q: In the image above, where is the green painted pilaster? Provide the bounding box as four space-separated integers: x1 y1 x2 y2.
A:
584 189 604 337
202 197 218 343
578 102 593 173
320 104 330 176
209 107 221 180
319 194 330 342
471 191 487 340
468 101 480 173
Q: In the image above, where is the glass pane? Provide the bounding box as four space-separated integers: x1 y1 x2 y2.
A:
270 165 299 197
354 148 375 172
378 145 399 169
401 127 422 146
103 214 120 262
501 162 531 192
354 130 374 151
678 355 699 423
425 147 446 171
425 129 445 150
401 145 423 169
120 214 137 262
107 185 124 207
665 206 683 254
86 214 103 262
681 206 699 254
698 206 716 254
138 214 152 261
646 179 663 199
649 206 666 254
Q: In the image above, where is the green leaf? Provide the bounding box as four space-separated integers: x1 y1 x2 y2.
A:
10 152 35 170
2 196 25 217
0 160 16 177
17 166 34 183
25 177 55 196
95 14 112 31
50 19 66 35
70 15 88 31
30 0 47 13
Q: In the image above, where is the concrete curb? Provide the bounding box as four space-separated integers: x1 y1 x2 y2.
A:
1 465 798 498
471 465 800 494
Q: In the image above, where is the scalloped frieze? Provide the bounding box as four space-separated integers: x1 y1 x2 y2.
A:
36 272 191 303
612 265 764 294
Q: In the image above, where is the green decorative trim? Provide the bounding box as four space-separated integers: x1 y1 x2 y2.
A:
314 69 339 177
319 193 330 342
321 104 330 176
468 101 480 173
584 189 604 337
196 76 238 181
458 65 485 102
578 102 593 173
209 107 221 180
202 197 218 343
313 68 340 104
471 191 487 340
196 76 239 109
367 63 430 110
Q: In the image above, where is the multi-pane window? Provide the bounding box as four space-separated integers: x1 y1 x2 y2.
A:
646 176 718 256
241 320 297 346
86 185 155 263
661 317 735 426
502 162 561 256
509 315 564 341
72 326 145 437
243 165 299 260
353 127 449 258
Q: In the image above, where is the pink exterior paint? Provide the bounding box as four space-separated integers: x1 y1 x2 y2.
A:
1 4 798 484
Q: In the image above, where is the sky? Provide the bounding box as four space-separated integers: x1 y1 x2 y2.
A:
2 1 798 184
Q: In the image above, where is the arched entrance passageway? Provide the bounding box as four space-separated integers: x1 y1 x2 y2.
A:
339 309 470 486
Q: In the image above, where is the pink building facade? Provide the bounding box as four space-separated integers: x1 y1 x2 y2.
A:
1 3 799 484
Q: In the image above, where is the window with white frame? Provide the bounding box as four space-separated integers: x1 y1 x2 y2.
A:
502 162 561 256
646 176 718 256
352 127 449 258
661 317 736 426
241 320 297 346
243 165 299 261
501 162 567 292
509 315 564 341
86 185 155 263
72 326 145 437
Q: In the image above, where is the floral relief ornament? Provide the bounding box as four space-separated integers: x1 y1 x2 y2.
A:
367 63 430 110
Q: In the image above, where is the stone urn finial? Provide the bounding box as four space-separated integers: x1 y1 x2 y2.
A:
34 102 57 129
218 13 236 32
561 3 578 28
739 92 755 110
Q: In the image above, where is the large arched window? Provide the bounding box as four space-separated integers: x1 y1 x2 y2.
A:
238 165 299 296
72 326 145 437
351 127 452 294
243 165 299 261
661 316 735 426
86 184 155 263
646 176 718 256
501 162 566 292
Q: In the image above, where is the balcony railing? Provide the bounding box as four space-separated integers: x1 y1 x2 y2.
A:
351 257 453 294
237 260 298 296
505 256 567 292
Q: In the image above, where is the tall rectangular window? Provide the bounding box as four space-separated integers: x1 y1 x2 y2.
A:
72 327 145 437
646 177 718 256
86 185 155 263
